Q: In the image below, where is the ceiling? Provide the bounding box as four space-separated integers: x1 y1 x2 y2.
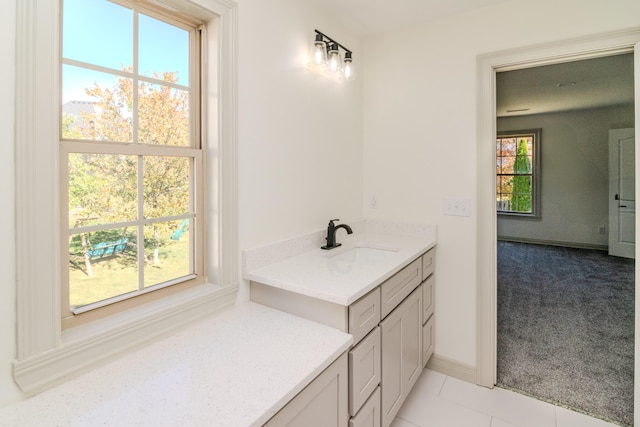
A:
317 1 634 116
318 0 512 36
497 53 635 117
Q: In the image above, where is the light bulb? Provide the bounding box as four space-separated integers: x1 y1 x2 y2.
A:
327 44 341 73
343 51 353 80
311 34 326 66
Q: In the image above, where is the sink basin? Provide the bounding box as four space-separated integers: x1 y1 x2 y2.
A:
329 246 397 263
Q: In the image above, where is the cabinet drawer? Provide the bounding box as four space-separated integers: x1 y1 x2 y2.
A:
380 258 422 319
349 327 381 416
349 288 380 344
422 274 434 324
349 386 380 427
422 247 435 281
422 315 435 367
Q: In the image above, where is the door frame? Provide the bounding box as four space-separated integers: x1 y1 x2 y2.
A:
476 29 640 393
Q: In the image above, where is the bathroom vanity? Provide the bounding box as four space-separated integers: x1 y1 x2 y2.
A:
246 226 436 427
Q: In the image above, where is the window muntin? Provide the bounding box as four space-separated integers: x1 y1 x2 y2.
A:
496 130 540 217
61 0 204 318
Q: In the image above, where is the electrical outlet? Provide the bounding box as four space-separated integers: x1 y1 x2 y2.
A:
598 226 607 235
369 194 378 209
443 197 471 217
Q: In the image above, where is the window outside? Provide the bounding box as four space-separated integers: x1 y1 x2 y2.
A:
496 131 539 216
61 0 202 314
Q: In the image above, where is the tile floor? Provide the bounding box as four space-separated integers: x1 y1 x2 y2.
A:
391 369 621 427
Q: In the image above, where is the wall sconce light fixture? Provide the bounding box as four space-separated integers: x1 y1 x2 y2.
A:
310 29 354 80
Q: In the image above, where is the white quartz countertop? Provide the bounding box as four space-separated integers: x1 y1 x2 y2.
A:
0 302 353 427
244 231 436 306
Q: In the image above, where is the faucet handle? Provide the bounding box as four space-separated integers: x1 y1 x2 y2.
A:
328 219 340 225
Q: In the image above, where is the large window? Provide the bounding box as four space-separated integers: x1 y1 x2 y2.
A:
14 0 238 392
61 0 205 324
496 129 541 217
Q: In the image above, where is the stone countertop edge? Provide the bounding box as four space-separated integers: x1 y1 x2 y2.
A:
0 302 353 427
244 230 437 306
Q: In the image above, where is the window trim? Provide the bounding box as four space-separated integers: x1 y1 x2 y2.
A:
496 128 542 219
14 0 238 393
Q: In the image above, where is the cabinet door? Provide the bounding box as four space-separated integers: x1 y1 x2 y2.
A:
422 315 435 367
266 353 348 427
349 386 380 427
380 287 423 427
349 327 381 415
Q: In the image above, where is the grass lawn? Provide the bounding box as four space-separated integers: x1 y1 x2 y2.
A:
69 236 190 308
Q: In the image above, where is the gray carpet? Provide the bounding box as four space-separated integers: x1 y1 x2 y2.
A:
497 241 634 426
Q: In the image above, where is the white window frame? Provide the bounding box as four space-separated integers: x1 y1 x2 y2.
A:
14 0 238 393
60 1 206 325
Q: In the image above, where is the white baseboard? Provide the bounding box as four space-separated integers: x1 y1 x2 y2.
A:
427 354 478 385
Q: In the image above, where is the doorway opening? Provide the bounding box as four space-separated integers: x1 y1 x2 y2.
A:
494 54 635 426
476 28 640 425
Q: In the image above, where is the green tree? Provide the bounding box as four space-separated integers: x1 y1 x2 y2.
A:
512 139 532 212
65 68 190 268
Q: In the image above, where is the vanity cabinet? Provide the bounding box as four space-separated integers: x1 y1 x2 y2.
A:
251 245 436 427
265 353 348 427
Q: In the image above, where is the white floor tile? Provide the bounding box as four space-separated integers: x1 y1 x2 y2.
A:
410 369 447 397
391 418 420 427
491 417 520 427
555 406 621 427
397 387 492 427
394 370 623 427
438 377 556 427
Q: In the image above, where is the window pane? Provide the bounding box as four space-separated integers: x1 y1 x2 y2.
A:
144 220 192 288
62 66 134 142
63 0 132 70
138 83 190 146
143 156 190 218
69 227 138 309
511 175 532 213
497 175 513 195
499 156 515 175
139 13 190 85
69 153 138 229
501 138 517 157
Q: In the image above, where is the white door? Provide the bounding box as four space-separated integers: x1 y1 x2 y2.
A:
609 128 635 258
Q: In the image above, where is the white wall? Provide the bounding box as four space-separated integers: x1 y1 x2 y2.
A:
0 0 21 408
237 0 363 253
498 105 635 248
362 0 640 368
235 0 363 303
0 0 363 408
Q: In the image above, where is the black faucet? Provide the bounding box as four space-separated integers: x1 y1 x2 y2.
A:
321 219 353 250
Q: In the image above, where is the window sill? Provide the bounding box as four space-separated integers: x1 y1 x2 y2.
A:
13 282 238 394
497 212 541 220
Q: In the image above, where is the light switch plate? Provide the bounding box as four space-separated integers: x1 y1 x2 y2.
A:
443 197 471 217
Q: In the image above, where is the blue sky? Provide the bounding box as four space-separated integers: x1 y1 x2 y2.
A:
62 0 190 103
